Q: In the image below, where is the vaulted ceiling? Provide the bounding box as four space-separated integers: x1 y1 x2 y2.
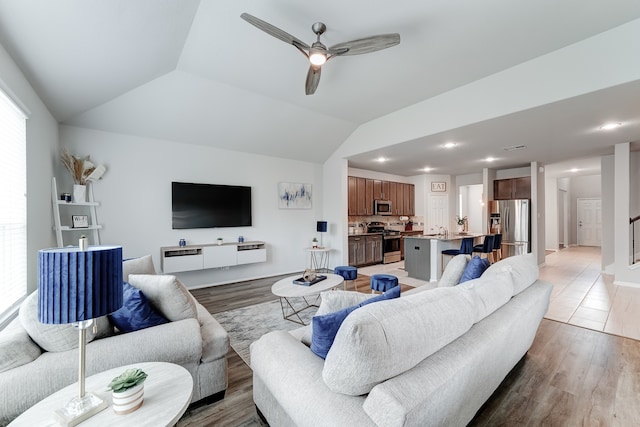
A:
0 0 639 176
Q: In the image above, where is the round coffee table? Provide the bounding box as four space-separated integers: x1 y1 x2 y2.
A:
272 273 344 325
8 362 192 427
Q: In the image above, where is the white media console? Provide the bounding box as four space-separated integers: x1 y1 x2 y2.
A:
160 241 266 273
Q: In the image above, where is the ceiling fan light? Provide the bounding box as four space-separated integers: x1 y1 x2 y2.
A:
309 51 326 66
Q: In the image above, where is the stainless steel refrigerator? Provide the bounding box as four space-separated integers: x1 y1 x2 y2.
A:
488 199 531 258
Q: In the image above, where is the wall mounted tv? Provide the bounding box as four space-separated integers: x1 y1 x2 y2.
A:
172 182 252 229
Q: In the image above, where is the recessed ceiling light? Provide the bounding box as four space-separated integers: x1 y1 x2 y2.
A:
376 156 387 163
485 157 496 162
600 122 622 130
423 167 433 172
570 168 579 173
443 142 457 149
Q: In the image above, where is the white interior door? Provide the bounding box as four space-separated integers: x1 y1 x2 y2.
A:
577 198 601 247
428 194 449 232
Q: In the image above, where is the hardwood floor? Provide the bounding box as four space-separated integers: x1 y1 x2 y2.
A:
181 267 640 426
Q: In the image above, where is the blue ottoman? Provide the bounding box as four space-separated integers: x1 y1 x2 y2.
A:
370 274 399 294
334 266 358 291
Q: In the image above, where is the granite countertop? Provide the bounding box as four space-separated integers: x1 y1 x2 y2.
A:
404 232 483 241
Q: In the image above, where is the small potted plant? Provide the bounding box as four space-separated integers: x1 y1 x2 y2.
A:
217 237 223 245
456 215 468 233
312 237 318 248
108 368 147 415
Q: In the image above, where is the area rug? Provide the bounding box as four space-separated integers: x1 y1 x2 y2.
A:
213 299 317 366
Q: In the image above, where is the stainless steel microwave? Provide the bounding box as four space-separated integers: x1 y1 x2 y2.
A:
374 200 393 215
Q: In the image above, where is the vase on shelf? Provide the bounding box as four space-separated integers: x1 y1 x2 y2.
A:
73 184 86 203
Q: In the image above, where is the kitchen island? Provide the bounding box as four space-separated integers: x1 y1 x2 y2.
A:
404 233 484 282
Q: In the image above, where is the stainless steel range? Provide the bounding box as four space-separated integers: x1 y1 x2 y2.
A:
367 222 402 264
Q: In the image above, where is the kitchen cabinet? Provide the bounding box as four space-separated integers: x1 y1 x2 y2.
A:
348 235 366 266
400 230 422 260
348 234 383 266
350 177 374 215
348 176 358 215
365 234 383 265
348 176 415 216
403 183 415 215
493 177 531 200
373 180 390 200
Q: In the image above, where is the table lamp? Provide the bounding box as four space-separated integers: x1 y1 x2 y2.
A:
316 221 327 248
38 238 123 426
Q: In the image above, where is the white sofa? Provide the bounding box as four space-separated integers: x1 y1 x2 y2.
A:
0 256 229 426
250 253 552 426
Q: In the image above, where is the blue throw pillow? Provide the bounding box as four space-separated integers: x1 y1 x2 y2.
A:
459 256 490 284
108 282 168 333
310 285 401 359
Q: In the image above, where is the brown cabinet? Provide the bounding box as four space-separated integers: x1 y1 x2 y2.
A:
348 234 383 266
348 235 366 266
348 176 415 216
365 234 383 265
493 177 531 200
403 183 415 215
348 177 375 215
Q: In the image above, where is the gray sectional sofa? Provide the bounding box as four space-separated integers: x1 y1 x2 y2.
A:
0 255 229 426
250 253 552 426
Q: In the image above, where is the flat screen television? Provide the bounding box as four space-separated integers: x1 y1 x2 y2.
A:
172 182 252 229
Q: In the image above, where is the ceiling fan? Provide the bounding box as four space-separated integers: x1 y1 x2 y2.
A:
240 13 400 95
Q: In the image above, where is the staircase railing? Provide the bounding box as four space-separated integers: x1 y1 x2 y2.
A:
631 215 640 265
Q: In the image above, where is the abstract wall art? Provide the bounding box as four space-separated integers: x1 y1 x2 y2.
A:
278 182 312 209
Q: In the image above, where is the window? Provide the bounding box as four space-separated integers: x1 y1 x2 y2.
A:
0 87 27 320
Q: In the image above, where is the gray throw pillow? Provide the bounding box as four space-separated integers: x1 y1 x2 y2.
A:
438 254 470 287
0 319 42 372
127 274 197 322
123 254 156 281
18 291 99 352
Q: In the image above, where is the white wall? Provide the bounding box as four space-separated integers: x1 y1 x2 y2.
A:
60 125 324 288
0 42 59 295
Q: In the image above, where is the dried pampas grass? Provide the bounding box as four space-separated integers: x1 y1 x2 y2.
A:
61 149 96 185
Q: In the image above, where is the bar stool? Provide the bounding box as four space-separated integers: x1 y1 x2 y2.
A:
370 274 399 294
441 237 474 272
492 233 502 262
334 266 358 291
472 235 495 263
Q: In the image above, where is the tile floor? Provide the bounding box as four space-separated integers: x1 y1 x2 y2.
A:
361 246 640 341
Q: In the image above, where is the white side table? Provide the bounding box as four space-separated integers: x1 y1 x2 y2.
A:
9 362 192 427
306 247 331 273
271 273 344 325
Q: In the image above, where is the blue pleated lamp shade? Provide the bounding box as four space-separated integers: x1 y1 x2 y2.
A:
316 221 328 233
38 246 124 324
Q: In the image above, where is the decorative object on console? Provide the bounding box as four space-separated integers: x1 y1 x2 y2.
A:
312 237 318 248
217 237 223 245
38 242 123 426
456 215 468 232
108 368 147 415
278 182 312 209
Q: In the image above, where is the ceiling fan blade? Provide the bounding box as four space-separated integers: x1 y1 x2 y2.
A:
241 13 310 50
329 33 400 56
305 65 322 95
